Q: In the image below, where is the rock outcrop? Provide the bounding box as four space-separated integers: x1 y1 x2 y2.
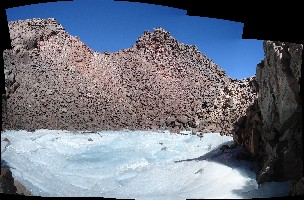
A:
0 167 31 196
290 177 304 196
2 18 256 134
0 168 17 194
233 41 302 186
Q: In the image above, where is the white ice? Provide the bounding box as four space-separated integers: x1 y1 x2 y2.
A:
1 129 291 199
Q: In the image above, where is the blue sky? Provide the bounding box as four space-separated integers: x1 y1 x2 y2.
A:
6 0 264 79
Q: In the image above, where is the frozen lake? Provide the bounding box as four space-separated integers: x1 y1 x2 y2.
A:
1 129 291 199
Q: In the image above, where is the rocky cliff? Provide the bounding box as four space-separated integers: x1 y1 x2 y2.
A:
2 18 256 134
233 41 303 190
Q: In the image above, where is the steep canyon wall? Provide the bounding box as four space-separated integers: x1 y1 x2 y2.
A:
234 41 303 187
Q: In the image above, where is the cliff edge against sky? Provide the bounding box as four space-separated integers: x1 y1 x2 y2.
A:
2 18 256 134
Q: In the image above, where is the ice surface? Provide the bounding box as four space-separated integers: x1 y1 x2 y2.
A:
1 129 291 199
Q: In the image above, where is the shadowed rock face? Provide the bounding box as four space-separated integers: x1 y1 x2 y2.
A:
256 41 302 183
233 41 303 185
2 18 256 134
0 168 17 194
290 177 304 196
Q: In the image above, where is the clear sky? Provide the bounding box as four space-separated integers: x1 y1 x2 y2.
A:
6 0 264 79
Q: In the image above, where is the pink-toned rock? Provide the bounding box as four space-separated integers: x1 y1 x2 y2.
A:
14 180 32 196
3 18 256 135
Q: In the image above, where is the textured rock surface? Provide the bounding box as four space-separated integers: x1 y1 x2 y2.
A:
2 18 256 134
290 177 304 196
0 168 17 194
233 41 303 184
14 180 32 196
0 168 31 196
233 99 262 158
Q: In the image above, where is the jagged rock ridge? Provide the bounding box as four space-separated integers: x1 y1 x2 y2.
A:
233 41 303 192
2 18 257 134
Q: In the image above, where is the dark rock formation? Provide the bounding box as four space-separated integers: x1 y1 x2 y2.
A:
0 168 17 194
0 167 32 196
233 99 262 158
2 18 256 134
233 41 303 185
290 177 304 196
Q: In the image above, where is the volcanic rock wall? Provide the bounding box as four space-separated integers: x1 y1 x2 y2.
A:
2 18 256 134
233 41 303 185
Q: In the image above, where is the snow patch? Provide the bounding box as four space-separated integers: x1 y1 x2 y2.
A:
1 129 291 199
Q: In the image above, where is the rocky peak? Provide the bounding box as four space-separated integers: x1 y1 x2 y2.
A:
8 18 67 52
133 27 199 53
134 27 177 50
133 27 202 54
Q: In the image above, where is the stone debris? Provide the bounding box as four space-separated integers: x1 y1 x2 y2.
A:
2 18 256 134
